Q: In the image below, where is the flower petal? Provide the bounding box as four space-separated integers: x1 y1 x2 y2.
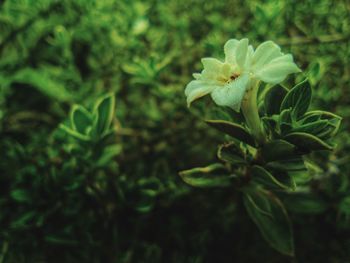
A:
235 38 249 70
185 80 218 106
200 58 224 79
201 58 223 71
244 45 254 69
254 54 301 84
210 73 250 111
224 39 239 64
252 41 283 69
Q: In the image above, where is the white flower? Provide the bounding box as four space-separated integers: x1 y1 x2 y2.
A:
185 38 301 111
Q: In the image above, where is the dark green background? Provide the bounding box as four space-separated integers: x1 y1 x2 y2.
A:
0 0 349 262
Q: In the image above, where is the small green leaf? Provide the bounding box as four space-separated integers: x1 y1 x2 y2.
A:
179 163 233 188
45 236 78 245
264 85 288 116
284 132 333 152
279 109 293 135
11 189 31 203
243 188 294 256
10 67 73 102
59 124 90 141
262 116 279 137
70 105 92 134
11 212 36 229
261 139 298 162
291 120 329 135
307 60 325 86
93 94 116 135
217 142 246 165
280 79 312 120
284 193 329 214
251 165 291 190
96 144 122 167
205 120 255 146
266 157 306 172
301 110 342 137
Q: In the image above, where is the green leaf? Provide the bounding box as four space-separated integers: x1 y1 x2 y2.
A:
307 60 325 86
70 105 92 134
217 142 246 165
264 85 288 116
205 120 255 146
134 178 161 213
291 120 328 135
284 132 333 152
243 188 294 256
280 79 312 120
45 236 78 245
284 193 329 214
11 189 31 203
266 157 306 172
179 163 233 188
302 110 342 124
59 124 91 141
251 165 291 190
93 94 116 135
10 67 73 102
96 144 122 167
261 139 298 162
279 109 293 134
300 110 342 137
262 116 279 137
11 211 36 229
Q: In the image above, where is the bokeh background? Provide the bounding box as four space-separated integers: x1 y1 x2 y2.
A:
0 0 350 262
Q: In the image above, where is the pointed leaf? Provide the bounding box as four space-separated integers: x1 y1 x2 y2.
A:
264 85 288 116
284 193 329 214
243 188 294 256
70 105 92 134
267 157 306 172
59 124 90 141
179 163 233 188
10 67 73 102
217 142 246 165
205 120 255 146
279 109 293 135
280 79 312 119
94 94 116 135
251 165 291 190
261 139 298 162
285 132 333 152
301 110 342 137
291 120 328 135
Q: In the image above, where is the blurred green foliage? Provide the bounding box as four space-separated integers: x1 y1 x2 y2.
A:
0 0 349 262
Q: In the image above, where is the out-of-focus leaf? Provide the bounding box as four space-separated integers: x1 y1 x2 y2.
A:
179 163 233 188
10 189 31 203
70 105 92 134
9 68 74 102
243 188 294 256
93 94 115 135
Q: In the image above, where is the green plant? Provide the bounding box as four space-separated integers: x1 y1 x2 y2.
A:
181 39 341 256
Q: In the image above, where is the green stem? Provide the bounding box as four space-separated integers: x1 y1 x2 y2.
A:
241 81 266 145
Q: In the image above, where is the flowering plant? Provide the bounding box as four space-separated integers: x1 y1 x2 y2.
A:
181 39 341 256
186 39 300 143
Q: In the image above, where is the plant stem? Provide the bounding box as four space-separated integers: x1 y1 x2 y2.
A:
241 81 266 145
